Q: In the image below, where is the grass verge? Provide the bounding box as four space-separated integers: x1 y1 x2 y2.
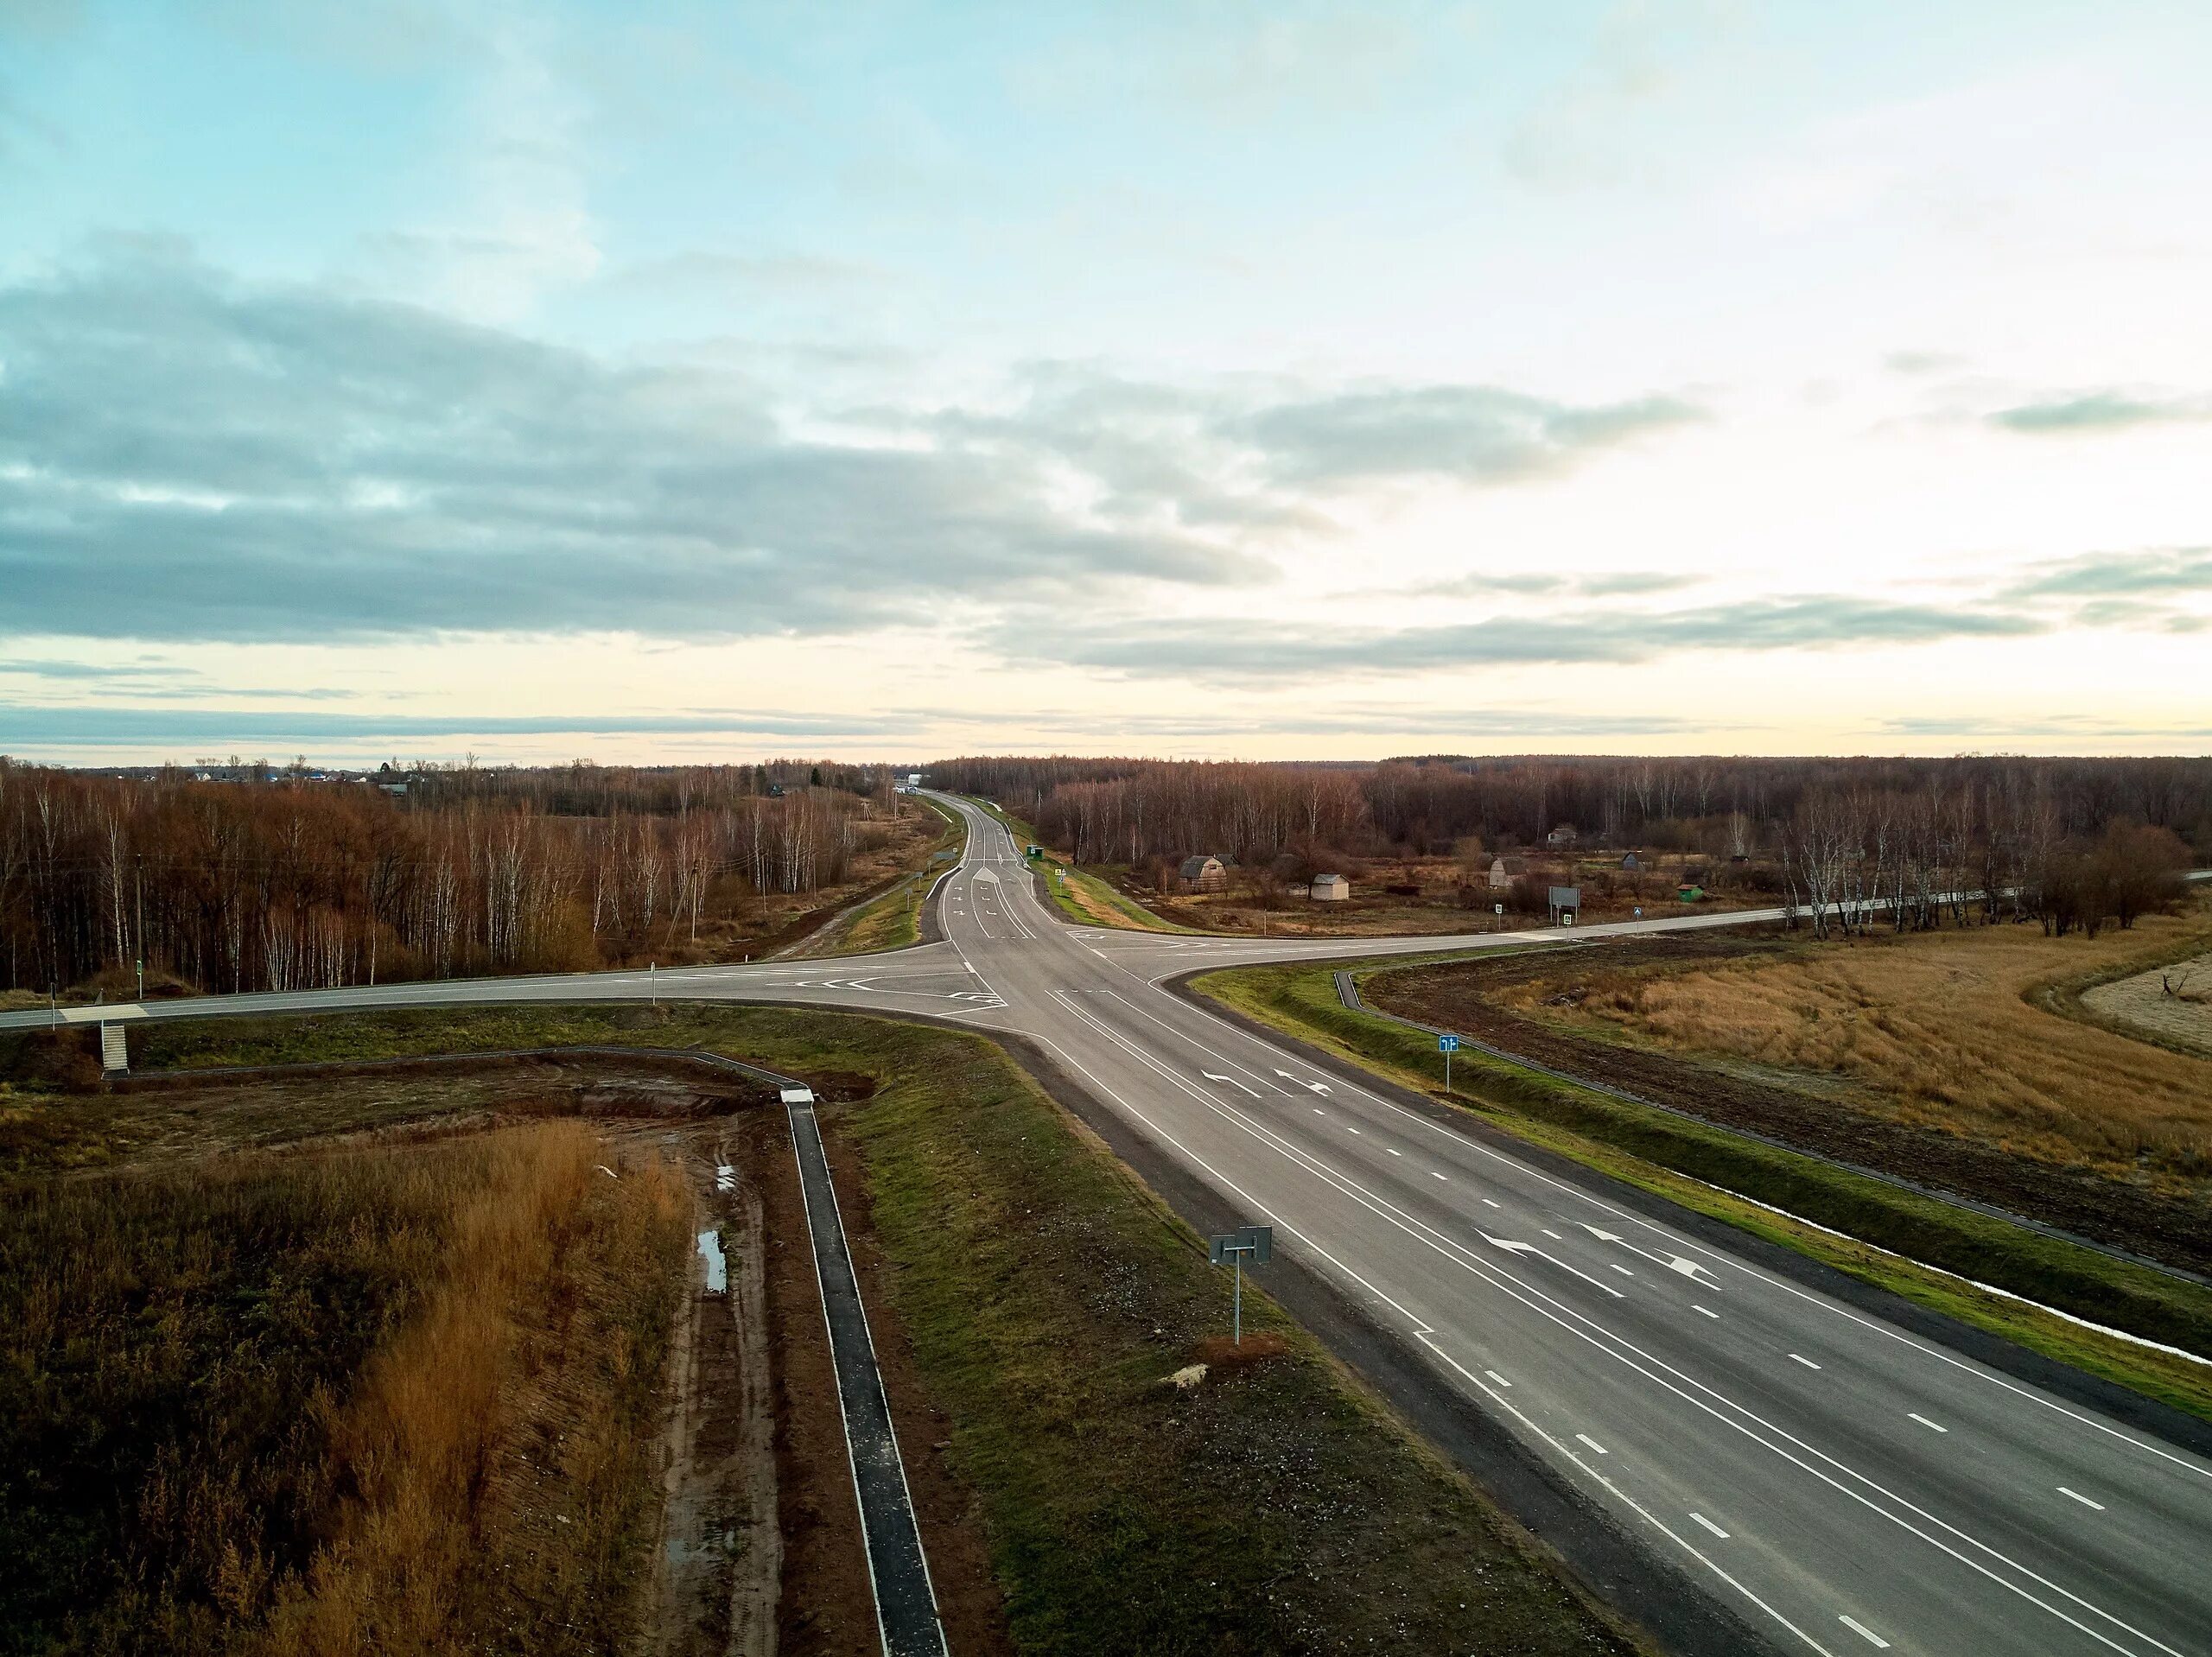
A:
105 1002 1630 1654
1192 958 2212 1425
0 1118 688 1657
979 803 1192 933
791 794 964 956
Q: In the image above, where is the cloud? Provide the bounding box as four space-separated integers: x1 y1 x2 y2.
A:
2007 548 2212 600
0 251 1268 644
993 596 2044 683
1879 714 2212 740
1885 350 1966 376
1987 391 2212 435
0 705 914 750
1232 386 1702 486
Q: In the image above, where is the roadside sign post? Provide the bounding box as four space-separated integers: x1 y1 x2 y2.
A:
1439 1032 1459 1092
1208 1224 1273 1344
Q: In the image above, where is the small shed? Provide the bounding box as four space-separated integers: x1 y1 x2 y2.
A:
1620 852 1642 872
1486 856 1525 889
1546 824 1580 849
1178 854 1228 894
1309 873 1350 903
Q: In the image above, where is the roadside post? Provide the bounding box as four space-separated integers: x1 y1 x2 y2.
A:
1439 1032 1459 1092
1208 1224 1273 1344
1493 902 1503 932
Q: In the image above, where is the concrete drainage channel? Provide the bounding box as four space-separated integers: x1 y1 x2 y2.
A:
124 1043 950 1657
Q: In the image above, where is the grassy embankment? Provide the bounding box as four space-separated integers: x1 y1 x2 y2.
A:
0 1117 689 1657
59 1002 1632 1655
1193 956 2212 1425
797 793 965 955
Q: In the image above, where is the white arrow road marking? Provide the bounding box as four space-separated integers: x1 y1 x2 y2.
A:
1203 1071 1262 1098
1580 1223 1724 1287
1274 1068 1332 1094
1484 1234 1628 1299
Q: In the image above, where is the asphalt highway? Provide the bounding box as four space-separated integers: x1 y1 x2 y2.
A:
8 795 2209 1655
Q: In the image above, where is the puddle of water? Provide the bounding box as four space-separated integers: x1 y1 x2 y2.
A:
696 1228 728 1294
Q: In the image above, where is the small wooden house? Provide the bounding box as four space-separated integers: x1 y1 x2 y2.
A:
1309 873 1350 903
1546 824 1579 849
1619 852 1642 872
1177 854 1228 894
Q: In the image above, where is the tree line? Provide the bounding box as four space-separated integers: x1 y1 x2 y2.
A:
0 760 899 996
931 753 2207 933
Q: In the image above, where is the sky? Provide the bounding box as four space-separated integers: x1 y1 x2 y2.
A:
3 0 2209 765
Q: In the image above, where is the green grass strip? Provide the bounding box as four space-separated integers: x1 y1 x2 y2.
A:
1193 959 2212 1425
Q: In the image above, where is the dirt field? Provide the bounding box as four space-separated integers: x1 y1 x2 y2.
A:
2084 951 2212 1059
1367 907 2212 1276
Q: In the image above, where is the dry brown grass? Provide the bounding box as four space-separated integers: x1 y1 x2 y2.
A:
256 1120 687 1656
0 1118 689 1656
1503 905 2212 1184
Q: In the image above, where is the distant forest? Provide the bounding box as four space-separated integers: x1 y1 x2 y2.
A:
0 759 905 996
931 753 2209 938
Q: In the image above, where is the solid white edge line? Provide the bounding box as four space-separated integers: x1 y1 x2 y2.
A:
1838 1613 1891 1648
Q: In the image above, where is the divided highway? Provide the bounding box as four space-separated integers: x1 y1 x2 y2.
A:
9 795 2209 1655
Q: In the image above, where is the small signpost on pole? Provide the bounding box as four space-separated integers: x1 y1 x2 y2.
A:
1208 1224 1273 1344
1439 1032 1459 1092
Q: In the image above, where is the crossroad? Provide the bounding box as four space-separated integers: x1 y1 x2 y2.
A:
9 794 2209 1655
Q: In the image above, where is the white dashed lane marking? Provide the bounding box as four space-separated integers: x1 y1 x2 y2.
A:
1485 1369 1512 1387
1908 1413 1948 1434
1790 1354 1822 1370
1575 1433 1610 1455
2058 1487 2107 1511
1839 1613 1891 1648
1690 1512 1730 1539
1694 1305 1719 1319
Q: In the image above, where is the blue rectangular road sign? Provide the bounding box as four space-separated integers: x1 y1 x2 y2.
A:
1439 1034 1460 1053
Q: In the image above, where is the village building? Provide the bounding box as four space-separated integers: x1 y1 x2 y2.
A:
1546 823 1580 849
1177 854 1228 894
1486 855 1527 889
1308 872 1350 903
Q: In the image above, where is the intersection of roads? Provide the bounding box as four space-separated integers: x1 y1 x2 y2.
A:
9 794 2209 1656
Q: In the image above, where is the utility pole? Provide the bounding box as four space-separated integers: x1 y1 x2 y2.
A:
135 854 146 1001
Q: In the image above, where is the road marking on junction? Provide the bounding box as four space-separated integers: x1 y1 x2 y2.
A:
1576 1433 1609 1455
1839 1614 1891 1648
1609 1264 1635 1277
1690 1512 1730 1539
1790 1354 1822 1370
1908 1413 1948 1433
1202 1070 1261 1098
2058 1488 2106 1511
1541 1228 1562 1239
